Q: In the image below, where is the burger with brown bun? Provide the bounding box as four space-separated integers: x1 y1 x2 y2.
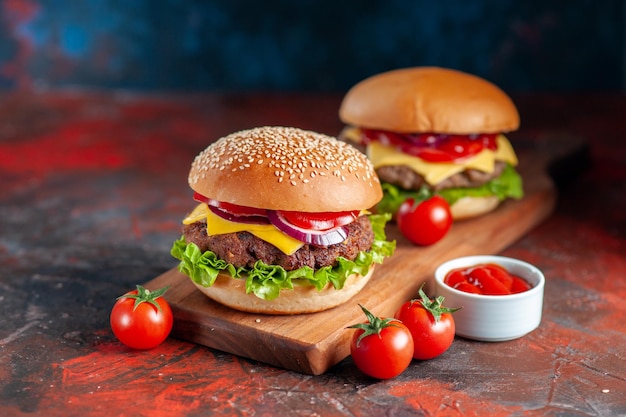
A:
339 67 523 220
171 126 395 314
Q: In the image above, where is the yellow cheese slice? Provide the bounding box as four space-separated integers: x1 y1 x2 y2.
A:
339 126 362 143
367 134 518 186
493 135 518 165
182 203 304 255
182 203 210 225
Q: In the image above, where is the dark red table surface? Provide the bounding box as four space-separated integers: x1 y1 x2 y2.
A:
1 91 625 417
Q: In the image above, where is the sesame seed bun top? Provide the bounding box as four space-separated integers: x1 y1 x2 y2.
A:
188 126 383 212
339 67 519 134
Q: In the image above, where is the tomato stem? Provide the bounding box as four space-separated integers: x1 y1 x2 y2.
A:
413 284 460 323
117 285 170 313
348 304 403 347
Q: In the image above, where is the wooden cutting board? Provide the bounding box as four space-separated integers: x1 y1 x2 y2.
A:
145 135 588 375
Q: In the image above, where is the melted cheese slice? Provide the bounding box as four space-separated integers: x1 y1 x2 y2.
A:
339 126 362 143
367 134 518 186
183 203 304 255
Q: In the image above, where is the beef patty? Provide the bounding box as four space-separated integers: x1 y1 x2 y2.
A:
376 160 506 191
182 215 374 271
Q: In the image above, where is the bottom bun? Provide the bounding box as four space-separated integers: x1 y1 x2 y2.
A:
450 196 500 220
192 266 376 315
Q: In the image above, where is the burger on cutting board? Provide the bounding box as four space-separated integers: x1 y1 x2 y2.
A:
339 67 523 220
171 126 395 315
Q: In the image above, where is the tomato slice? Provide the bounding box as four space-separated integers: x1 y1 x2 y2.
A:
193 192 267 216
277 210 360 231
467 267 510 295
360 129 498 162
510 276 532 294
211 201 267 217
193 192 359 231
444 263 532 295
483 263 514 290
454 282 482 294
443 268 468 288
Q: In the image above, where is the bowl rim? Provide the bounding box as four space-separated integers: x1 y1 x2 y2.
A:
434 255 545 300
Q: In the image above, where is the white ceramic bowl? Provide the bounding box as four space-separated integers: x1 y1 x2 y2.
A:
434 255 545 342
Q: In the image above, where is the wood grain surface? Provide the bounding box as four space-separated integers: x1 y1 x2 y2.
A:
145 135 586 375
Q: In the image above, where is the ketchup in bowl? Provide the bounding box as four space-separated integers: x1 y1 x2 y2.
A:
444 263 532 295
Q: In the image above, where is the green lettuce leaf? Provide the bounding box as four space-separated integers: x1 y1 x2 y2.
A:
170 214 395 301
376 163 524 214
438 163 524 206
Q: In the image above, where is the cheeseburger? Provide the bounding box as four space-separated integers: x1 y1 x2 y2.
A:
339 67 523 220
171 126 395 314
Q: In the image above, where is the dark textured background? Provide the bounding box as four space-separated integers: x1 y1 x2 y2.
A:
0 0 624 93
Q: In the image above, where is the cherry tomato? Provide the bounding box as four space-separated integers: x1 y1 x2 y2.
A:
349 305 414 379
397 196 452 246
278 210 360 231
395 286 460 360
110 285 173 350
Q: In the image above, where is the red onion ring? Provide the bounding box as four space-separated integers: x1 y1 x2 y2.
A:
208 205 270 225
267 210 348 247
404 133 446 147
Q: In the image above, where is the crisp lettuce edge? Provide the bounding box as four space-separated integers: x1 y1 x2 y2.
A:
376 163 524 215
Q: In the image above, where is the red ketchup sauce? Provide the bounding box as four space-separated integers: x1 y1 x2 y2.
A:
444 263 532 295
